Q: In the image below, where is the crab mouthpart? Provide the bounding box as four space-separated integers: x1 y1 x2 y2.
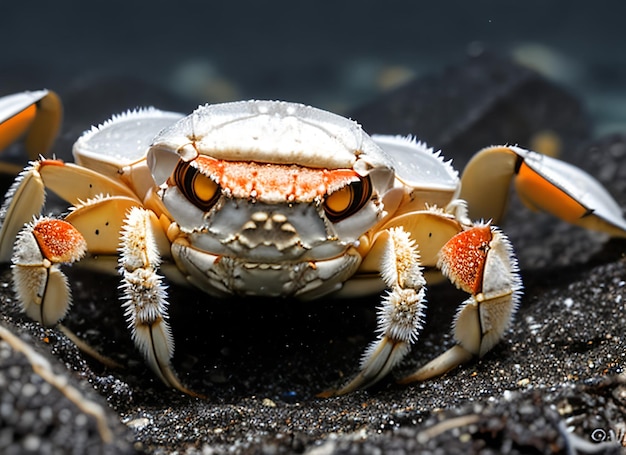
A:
235 211 300 251
172 240 362 298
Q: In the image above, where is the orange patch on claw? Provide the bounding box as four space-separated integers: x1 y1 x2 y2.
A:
32 219 87 263
439 225 492 295
193 156 359 201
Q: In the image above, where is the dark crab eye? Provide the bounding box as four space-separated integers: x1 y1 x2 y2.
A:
323 176 372 222
172 160 221 211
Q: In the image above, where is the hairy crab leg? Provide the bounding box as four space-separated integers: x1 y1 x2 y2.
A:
319 227 426 397
118 207 197 396
400 223 522 383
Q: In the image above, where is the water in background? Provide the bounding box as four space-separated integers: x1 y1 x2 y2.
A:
1 1 624 136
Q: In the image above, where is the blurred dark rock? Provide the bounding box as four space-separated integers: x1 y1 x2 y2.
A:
350 52 591 168
0 317 136 454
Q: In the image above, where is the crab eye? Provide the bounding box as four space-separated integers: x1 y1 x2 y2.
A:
323 176 372 222
173 160 221 211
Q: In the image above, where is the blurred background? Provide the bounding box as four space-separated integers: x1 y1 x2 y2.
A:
1 0 624 136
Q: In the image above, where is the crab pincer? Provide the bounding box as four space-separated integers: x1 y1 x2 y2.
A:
12 218 87 326
400 223 522 383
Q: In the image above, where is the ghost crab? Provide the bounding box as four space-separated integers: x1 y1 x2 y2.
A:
1 89 626 397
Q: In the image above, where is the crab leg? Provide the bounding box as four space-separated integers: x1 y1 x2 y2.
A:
320 227 426 397
118 207 194 395
400 223 522 383
0 159 139 262
460 146 626 237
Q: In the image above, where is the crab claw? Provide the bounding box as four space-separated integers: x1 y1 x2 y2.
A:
460 146 626 237
12 217 87 326
400 223 522 383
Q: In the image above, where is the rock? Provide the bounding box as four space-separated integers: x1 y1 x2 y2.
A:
0 317 136 454
350 52 591 168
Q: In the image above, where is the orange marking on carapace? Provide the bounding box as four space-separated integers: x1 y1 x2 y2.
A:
439 225 492 295
32 219 87 263
193 155 359 201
